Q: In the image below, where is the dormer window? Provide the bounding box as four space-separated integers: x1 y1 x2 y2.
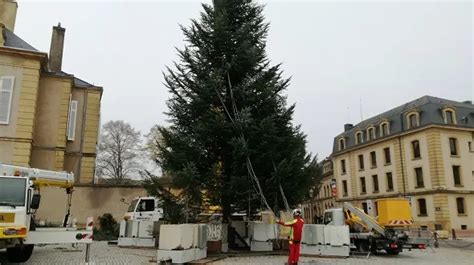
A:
407 112 420 129
355 131 363 144
442 108 456 125
338 138 346 151
367 127 376 141
380 122 390 137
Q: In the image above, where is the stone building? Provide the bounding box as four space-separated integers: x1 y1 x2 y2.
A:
329 95 473 231
0 0 102 183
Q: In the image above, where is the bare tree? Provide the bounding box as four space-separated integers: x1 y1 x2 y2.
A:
96 120 141 184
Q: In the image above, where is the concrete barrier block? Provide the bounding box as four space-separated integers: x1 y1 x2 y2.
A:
157 248 196 264
320 245 350 257
250 240 273 251
315 225 325 245
138 221 154 238
300 244 322 256
159 224 195 250
302 225 316 245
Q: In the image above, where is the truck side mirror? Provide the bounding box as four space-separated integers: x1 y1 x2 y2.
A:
31 194 41 210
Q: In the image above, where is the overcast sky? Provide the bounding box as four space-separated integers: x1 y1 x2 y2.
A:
14 0 473 158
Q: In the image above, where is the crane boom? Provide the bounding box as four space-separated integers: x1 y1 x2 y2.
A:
0 163 74 189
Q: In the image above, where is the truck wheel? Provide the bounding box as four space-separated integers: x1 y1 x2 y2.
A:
6 244 34 263
386 249 400 255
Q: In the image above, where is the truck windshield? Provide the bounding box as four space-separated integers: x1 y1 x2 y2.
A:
0 177 27 207
128 199 139 212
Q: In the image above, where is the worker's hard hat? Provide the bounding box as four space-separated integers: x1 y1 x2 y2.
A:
292 208 302 216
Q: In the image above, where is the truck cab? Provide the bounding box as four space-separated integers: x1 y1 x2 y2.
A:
124 197 163 222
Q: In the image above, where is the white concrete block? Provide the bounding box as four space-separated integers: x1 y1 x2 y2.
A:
194 247 207 260
157 248 196 264
159 224 195 250
221 243 229 253
250 240 273 252
315 225 325 245
300 244 322 256
118 237 137 247
136 238 156 247
302 225 316 245
119 220 127 237
138 221 155 238
250 222 277 241
324 225 350 246
320 245 350 257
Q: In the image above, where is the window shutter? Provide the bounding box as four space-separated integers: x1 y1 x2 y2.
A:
67 100 78 141
0 76 15 124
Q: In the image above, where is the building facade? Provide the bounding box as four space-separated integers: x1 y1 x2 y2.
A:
328 96 474 231
302 158 336 224
0 0 102 183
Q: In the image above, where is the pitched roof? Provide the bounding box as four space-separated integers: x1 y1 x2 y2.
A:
332 95 474 154
2 27 38 52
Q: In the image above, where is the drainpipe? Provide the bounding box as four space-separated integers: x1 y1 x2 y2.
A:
399 113 407 195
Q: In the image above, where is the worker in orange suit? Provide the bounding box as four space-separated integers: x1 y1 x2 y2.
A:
277 209 304 265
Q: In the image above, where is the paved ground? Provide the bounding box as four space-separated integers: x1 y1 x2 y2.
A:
0 241 472 264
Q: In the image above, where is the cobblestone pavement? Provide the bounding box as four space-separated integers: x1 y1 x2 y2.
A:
0 242 473 265
0 242 156 265
212 247 474 265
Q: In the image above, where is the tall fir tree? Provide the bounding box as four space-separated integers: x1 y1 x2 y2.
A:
152 0 316 220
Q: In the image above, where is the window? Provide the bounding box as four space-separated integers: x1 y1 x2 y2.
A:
358 154 364 170
362 202 368 214
445 110 456 124
360 177 366 194
370 151 377 167
380 122 390 137
341 159 346 175
339 138 345 151
469 141 472 152
67 100 78 141
367 127 375 141
342 180 348 197
418 198 427 216
137 199 155 212
412 140 421 159
384 147 391 164
386 172 394 191
356 131 363 144
415 167 424 188
461 225 467 230
456 197 465 215
0 76 15 125
449 138 458 156
372 175 379 192
453 165 462 186
408 113 419 128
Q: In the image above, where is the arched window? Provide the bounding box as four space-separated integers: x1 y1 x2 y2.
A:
380 122 390 137
367 127 376 141
338 138 346 151
355 131 363 144
443 108 457 125
407 112 420 129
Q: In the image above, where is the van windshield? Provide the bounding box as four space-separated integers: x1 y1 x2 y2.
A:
128 199 139 212
0 177 27 207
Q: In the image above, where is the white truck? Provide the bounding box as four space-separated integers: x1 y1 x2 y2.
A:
118 197 163 247
0 163 93 263
123 196 163 222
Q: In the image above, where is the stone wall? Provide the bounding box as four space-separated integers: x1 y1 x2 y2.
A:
35 184 147 225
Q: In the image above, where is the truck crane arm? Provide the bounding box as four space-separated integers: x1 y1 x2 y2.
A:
343 202 385 235
0 163 74 189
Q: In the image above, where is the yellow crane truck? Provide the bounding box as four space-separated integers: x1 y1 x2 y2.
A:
0 163 93 263
324 198 426 255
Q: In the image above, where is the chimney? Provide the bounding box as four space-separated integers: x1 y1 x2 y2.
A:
0 0 17 32
49 23 66 72
344 123 353 131
0 24 5 46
